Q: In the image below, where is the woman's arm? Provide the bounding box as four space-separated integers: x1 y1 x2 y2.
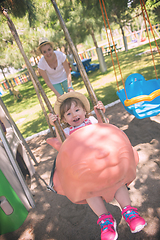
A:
38 68 61 98
62 60 74 92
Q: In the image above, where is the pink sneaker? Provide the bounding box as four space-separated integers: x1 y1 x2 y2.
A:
97 213 118 240
122 205 147 233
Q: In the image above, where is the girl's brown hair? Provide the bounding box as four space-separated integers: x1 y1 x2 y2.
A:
60 97 90 123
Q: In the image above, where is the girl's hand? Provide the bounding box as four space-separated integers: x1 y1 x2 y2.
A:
94 101 109 123
94 101 105 113
48 113 58 125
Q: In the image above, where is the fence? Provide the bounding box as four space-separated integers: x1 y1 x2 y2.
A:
77 24 160 60
0 24 159 92
0 72 31 92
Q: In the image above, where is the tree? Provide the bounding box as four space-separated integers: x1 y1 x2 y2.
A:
54 0 107 72
0 0 66 141
73 0 105 48
0 0 36 26
102 0 133 51
146 0 160 22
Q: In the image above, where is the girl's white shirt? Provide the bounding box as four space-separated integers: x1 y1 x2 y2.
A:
38 50 67 84
63 116 98 135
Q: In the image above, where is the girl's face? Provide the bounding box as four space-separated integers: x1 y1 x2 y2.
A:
63 102 86 127
40 44 53 60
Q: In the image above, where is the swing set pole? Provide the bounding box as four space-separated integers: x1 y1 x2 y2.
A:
2 9 66 143
51 0 108 124
0 97 38 166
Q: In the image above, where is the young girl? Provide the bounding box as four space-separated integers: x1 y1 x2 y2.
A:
48 92 146 240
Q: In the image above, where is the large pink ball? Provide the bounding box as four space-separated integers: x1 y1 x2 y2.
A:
52 123 139 204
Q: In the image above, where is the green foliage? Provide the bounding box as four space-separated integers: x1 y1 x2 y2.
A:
0 0 36 22
146 0 160 22
0 0 160 79
1 39 160 138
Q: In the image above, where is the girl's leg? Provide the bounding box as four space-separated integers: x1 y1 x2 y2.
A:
115 185 146 233
53 83 64 95
114 185 131 209
87 197 118 240
86 196 108 217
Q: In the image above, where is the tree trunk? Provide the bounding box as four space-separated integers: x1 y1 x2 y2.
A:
120 25 128 51
90 27 98 49
2 9 66 142
90 27 107 73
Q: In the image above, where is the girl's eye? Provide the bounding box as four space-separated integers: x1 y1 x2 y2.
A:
75 109 79 112
67 112 71 116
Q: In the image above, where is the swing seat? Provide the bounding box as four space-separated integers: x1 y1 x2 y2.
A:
117 73 160 119
47 123 139 204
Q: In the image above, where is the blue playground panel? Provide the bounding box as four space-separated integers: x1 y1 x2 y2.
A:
117 73 160 119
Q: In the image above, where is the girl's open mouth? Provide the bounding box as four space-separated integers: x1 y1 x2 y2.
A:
73 118 80 122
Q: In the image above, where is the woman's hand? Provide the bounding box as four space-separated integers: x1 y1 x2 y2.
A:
68 87 74 93
48 113 58 126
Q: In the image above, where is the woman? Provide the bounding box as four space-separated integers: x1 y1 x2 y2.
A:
37 38 74 98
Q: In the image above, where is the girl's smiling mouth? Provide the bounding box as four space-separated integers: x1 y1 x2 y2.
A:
73 118 80 122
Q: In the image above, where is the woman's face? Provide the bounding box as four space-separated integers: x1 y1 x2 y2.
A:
40 44 53 60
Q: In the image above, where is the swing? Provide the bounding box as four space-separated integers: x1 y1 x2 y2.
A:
117 73 160 119
41 1 140 205
117 0 160 119
100 0 160 119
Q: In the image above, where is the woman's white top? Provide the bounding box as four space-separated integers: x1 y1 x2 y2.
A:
38 50 67 84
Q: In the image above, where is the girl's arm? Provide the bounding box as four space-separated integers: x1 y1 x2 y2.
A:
94 101 109 123
38 68 61 98
62 60 74 92
48 113 68 142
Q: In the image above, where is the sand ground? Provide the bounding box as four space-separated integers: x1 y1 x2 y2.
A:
1 102 160 240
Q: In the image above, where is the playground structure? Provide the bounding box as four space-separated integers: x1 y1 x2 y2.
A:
0 0 158 235
0 98 36 235
75 23 160 61
0 71 31 93
117 0 160 119
0 1 139 211
0 87 4 96
117 73 160 119
1 3 107 235
0 22 159 93
99 0 160 119
1 22 159 93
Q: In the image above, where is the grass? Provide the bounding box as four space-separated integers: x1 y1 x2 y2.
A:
1 39 160 138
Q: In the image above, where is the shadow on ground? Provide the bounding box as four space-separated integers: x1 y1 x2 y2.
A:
1 102 160 240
